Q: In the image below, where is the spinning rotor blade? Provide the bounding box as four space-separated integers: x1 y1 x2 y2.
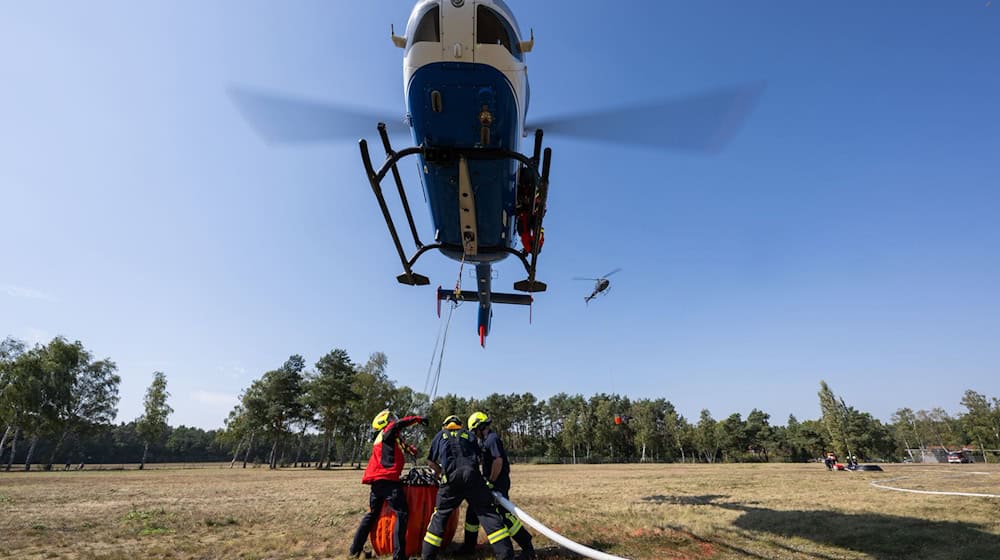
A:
602 268 622 279
527 83 764 153
573 277 599 281
229 86 409 144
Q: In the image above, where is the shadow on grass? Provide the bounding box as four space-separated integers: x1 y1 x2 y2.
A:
641 494 727 506
642 494 1000 559
731 507 1000 559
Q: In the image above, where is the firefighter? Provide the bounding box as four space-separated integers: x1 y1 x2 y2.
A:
423 416 515 560
426 415 464 479
462 412 536 559
348 409 428 560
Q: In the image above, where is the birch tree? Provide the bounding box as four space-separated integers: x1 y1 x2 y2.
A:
136 371 172 470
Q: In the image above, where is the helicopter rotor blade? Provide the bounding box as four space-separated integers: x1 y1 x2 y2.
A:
602 268 623 278
572 277 600 281
228 85 409 144
526 83 764 153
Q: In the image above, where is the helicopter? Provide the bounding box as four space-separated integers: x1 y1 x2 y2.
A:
575 268 622 304
230 0 762 346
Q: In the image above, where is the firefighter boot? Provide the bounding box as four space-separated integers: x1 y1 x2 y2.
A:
513 529 535 560
458 530 478 555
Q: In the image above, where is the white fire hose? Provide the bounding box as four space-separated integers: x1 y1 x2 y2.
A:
492 492 631 560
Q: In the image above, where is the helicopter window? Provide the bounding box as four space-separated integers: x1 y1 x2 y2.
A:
476 6 521 60
411 6 440 44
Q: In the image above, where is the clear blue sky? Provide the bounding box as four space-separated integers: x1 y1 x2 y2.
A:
2 1 998 430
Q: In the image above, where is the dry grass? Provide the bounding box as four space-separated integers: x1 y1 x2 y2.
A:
1 463 999 559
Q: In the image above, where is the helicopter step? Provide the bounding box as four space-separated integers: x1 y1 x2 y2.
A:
513 279 547 293
396 272 430 286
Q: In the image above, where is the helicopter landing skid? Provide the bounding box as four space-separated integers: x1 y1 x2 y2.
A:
358 123 552 293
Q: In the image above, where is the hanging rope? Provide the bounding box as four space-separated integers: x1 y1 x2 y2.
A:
423 308 448 396
423 302 456 401
423 257 466 402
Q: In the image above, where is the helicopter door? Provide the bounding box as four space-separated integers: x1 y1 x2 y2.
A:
440 0 475 62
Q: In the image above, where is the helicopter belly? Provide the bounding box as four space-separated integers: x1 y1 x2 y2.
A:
407 62 520 261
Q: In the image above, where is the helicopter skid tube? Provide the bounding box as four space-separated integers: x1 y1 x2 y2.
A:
492 492 631 560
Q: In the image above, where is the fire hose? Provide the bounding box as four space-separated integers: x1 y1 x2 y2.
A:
492 492 631 560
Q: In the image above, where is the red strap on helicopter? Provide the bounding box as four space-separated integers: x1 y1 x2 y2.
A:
479 325 485 348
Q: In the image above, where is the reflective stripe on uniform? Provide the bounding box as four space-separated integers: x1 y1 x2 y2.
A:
424 532 443 547
465 522 480 532
487 527 510 544
505 512 522 535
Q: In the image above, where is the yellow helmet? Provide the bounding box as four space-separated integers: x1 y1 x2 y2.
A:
372 409 396 431
442 415 462 429
468 411 491 431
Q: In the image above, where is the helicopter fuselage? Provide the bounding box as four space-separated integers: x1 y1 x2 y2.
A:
402 0 529 264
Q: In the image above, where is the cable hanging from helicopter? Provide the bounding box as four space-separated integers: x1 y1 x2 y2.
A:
423 253 468 400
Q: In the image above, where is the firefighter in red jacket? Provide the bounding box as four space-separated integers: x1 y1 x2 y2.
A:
348 409 428 560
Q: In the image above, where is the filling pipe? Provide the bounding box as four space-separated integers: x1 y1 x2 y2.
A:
492 492 631 560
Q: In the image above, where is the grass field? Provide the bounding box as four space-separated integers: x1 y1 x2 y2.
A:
2 463 999 559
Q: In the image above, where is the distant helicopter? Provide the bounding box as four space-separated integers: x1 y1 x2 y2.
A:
575 268 621 304
231 1 762 346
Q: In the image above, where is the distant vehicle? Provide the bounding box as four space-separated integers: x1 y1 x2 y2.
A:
947 451 971 464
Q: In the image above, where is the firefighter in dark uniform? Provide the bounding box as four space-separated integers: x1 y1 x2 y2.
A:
423 416 515 560
462 412 536 559
348 409 427 560
426 415 464 479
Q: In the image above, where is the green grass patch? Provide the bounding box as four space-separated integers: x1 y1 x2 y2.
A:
122 506 170 536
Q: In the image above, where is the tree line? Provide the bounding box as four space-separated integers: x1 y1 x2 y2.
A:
3 336 999 469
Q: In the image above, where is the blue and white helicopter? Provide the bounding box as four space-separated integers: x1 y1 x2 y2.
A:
232 0 761 346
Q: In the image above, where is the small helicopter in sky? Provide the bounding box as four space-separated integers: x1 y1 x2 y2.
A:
231 0 761 346
575 268 621 304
